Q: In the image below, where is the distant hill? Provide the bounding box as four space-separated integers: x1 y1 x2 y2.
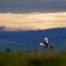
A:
0 28 66 51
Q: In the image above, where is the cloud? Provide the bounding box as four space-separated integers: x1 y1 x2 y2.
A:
0 39 23 46
0 12 66 30
0 0 66 13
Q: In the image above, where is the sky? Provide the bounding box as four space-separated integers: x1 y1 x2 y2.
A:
0 0 66 30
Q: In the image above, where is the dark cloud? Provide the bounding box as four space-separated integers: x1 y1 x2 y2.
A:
0 0 66 13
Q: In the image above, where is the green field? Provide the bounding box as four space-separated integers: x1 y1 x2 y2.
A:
0 51 66 66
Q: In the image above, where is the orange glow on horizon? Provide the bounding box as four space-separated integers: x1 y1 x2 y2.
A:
0 12 66 30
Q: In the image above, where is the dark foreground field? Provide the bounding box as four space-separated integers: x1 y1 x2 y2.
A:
0 51 66 66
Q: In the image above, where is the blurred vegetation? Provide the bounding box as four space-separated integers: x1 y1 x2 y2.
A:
0 50 66 66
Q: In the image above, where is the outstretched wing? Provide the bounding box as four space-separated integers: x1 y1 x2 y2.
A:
40 43 45 46
40 43 54 48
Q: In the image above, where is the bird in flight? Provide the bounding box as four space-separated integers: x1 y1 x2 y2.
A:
40 37 54 48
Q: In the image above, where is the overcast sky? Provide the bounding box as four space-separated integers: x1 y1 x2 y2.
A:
0 0 66 30
0 0 66 13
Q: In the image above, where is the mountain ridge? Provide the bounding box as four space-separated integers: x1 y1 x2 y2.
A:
0 28 66 51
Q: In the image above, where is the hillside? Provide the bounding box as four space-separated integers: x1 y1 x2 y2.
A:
0 28 66 51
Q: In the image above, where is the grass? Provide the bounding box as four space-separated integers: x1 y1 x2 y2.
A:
0 50 66 66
